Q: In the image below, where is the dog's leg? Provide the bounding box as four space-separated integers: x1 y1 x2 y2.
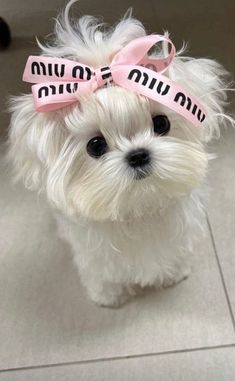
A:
84 279 130 308
161 264 191 288
153 256 191 289
79 271 130 308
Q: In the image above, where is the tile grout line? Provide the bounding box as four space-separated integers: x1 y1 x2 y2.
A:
206 212 235 332
1 343 235 373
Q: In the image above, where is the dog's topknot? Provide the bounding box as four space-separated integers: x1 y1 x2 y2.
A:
37 0 146 67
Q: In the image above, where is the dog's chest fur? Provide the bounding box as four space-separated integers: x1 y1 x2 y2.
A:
56 190 205 286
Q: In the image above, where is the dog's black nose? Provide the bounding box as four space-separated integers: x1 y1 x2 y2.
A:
126 148 151 168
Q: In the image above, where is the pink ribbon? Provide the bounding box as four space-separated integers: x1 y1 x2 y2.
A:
23 35 206 125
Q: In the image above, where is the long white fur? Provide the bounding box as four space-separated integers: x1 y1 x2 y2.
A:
7 0 234 306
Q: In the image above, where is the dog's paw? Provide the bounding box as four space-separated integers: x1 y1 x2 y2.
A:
91 290 130 308
161 266 191 289
99 293 129 308
86 284 130 308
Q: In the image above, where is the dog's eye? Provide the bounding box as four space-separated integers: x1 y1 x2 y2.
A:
87 136 108 158
152 115 170 135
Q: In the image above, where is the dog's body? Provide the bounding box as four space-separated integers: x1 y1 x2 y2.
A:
56 189 203 306
8 1 232 306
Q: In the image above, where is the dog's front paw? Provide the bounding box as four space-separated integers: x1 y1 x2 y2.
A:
85 283 130 308
161 265 191 289
93 291 129 308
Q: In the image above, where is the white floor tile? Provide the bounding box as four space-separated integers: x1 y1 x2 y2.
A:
1 346 235 381
207 128 235 319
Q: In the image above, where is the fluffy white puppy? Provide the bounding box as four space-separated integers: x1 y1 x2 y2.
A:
8 0 233 307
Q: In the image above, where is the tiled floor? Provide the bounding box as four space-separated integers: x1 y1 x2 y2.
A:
0 0 235 379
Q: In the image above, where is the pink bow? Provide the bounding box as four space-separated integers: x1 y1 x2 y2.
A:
23 35 206 126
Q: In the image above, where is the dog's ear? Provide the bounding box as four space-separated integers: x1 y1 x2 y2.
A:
8 94 67 191
168 54 234 142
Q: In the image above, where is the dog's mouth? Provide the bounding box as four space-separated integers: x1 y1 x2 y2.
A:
134 167 151 180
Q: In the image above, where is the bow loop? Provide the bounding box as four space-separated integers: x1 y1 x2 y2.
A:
111 35 175 73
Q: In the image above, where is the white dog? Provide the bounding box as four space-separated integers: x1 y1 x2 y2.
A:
8 0 233 307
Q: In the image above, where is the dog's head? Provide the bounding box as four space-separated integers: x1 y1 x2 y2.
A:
8 0 232 221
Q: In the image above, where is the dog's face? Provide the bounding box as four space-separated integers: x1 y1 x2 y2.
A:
8 3 229 221
59 86 208 221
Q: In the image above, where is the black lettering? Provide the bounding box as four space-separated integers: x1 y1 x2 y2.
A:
85 67 93 80
160 83 170 96
49 85 56 95
101 66 110 72
66 83 78 93
54 64 65 78
31 62 40 75
38 86 49 98
142 73 149 86
59 84 64 94
72 65 84 79
156 81 163 94
192 104 197 115
128 69 142 83
100 67 112 81
197 109 205 122
48 63 53 76
101 72 112 80
174 92 186 106
148 78 157 89
39 62 46 76
186 97 192 111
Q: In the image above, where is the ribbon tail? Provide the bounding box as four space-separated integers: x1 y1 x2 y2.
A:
112 65 207 126
23 55 95 84
32 80 97 112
